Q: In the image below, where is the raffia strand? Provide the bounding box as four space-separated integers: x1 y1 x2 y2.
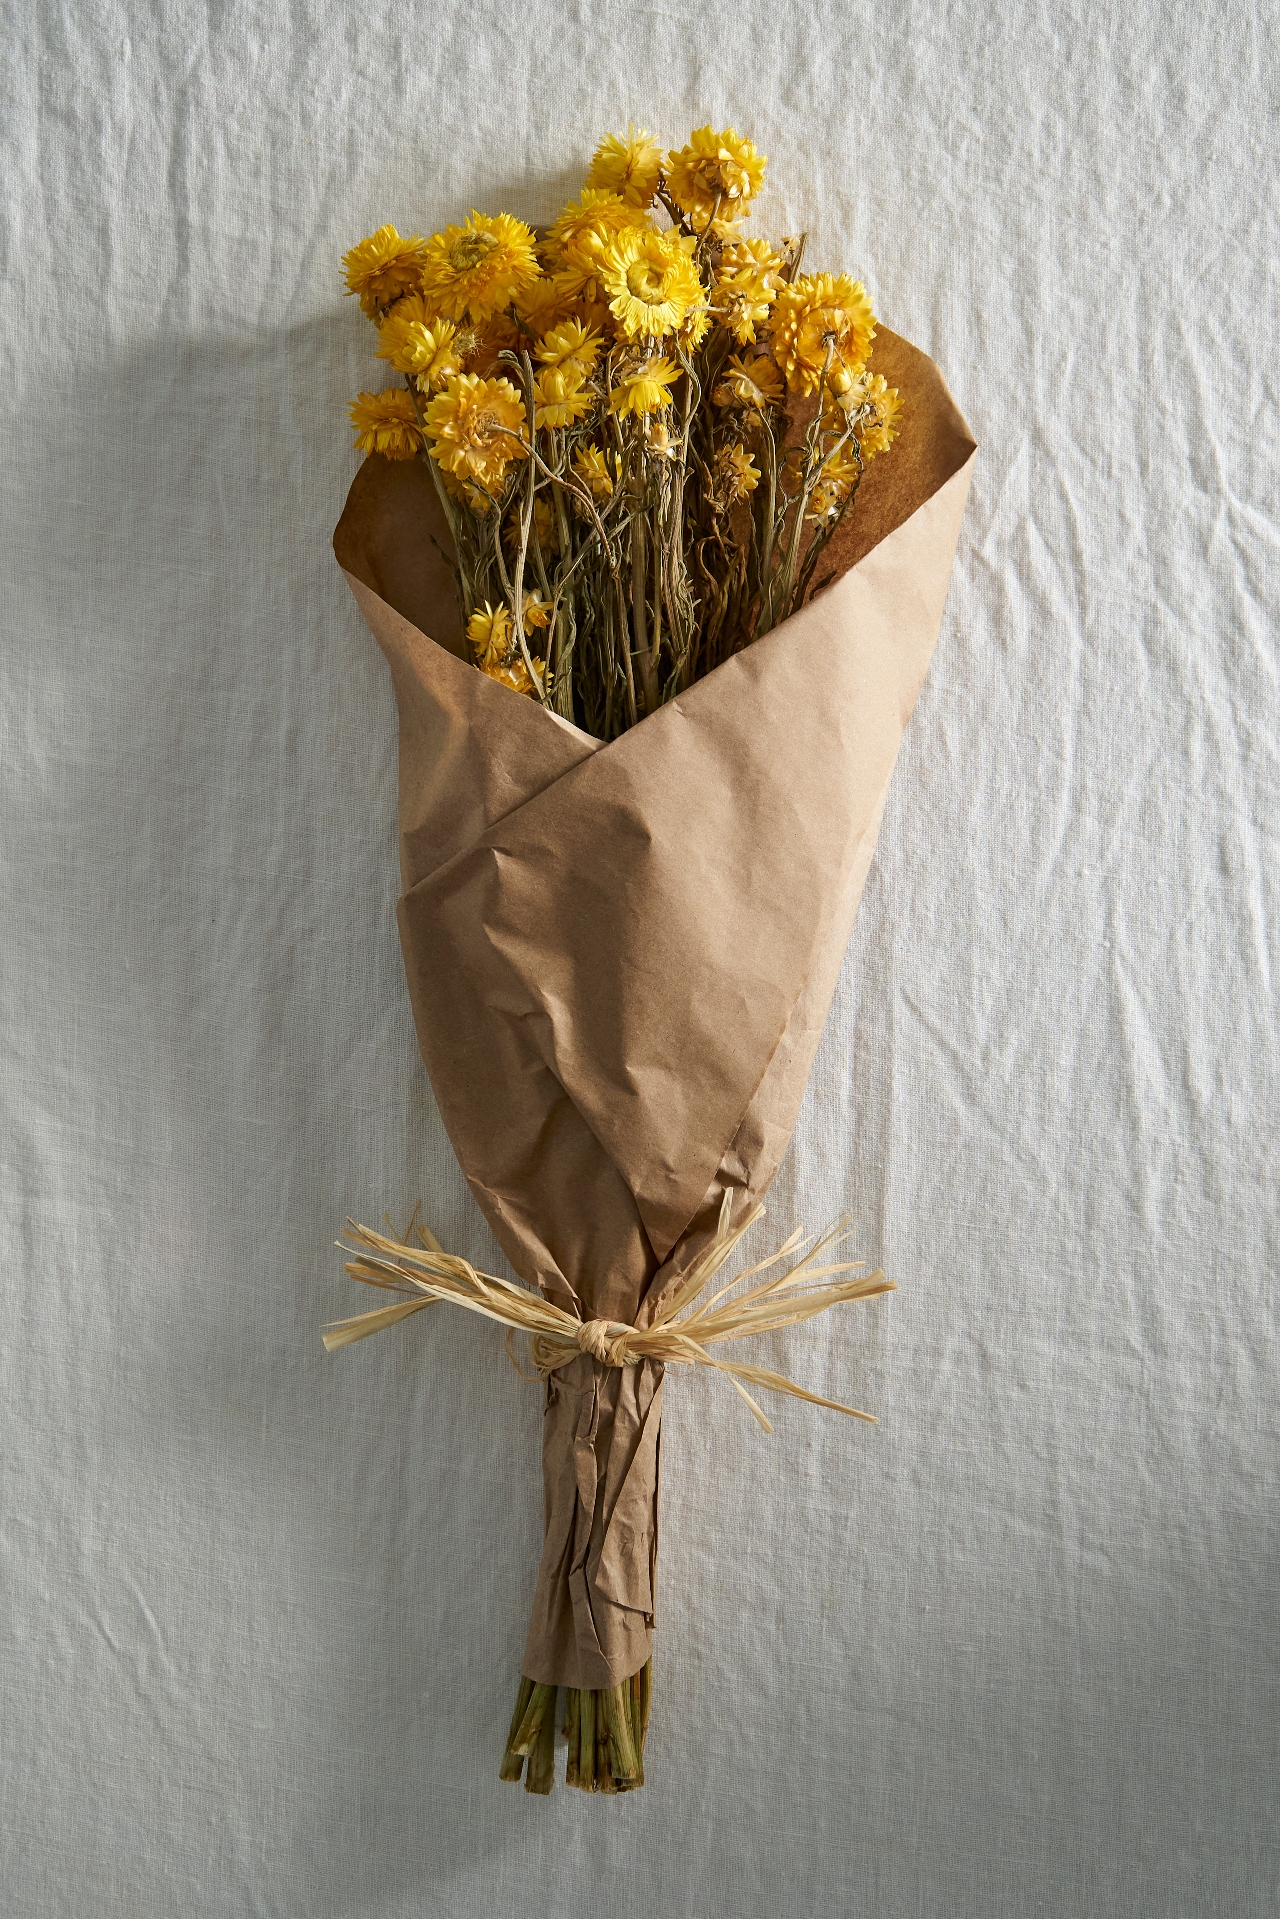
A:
323 1193 893 1433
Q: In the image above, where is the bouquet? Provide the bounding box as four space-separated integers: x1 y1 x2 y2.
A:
326 125 975 1794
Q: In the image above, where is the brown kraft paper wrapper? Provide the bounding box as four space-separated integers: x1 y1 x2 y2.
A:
333 327 976 1692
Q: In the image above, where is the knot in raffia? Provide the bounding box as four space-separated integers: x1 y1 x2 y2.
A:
574 1319 637 1367
329 1195 893 1433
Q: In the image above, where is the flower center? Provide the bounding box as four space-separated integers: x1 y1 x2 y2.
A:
627 260 667 304
449 232 499 273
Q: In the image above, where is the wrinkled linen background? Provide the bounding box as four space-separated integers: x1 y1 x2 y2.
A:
2 1 1276 1913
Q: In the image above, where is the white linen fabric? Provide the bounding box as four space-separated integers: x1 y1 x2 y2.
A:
2 3 1276 1914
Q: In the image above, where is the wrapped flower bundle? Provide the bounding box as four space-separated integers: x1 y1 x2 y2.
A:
328 125 975 1794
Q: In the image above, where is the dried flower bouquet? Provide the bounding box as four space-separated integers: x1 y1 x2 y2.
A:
327 125 976 1793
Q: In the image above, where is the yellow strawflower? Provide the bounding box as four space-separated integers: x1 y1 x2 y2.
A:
599 227 703 340
533 363 594 429
585 126 664 208
514 276 578 335
467 603 545 697
342 225 431 320
536 318 603 377
679 304 712 350
424 374 527 491
713 237 784 344
666 127 766 231
610 353 680 415
467 602 513 667
712 353 785 412
644 418 678 459
348 388 425 459
856 374 904 458
818 444 860 491
573 444 617 500
548 190 649 276
716 443 760 502
421 211 540 322
806 481 844 523
521 590 553 632
772 273 876 395
805 443 861 521
377 313 463 391
378 290 436 329
484 655 543 697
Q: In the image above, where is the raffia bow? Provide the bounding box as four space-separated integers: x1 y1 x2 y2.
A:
324 1194 893 1432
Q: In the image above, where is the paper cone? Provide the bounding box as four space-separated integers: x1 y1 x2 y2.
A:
335 328 975 1690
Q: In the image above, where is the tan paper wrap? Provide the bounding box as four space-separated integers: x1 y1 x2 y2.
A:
334 328 975 1691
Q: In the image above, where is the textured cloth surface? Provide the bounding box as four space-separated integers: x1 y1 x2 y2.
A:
2 4 1276 1916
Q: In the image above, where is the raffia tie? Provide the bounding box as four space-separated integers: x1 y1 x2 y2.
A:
573 1319 637 1367
323 1194 894 1433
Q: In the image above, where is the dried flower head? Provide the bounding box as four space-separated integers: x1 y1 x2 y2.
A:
805 443 862 522
856 374 904 459
348 388 425 459
342 225 431 320
377 312 463 391
467 602 544 696
483 655 544 697
548 190 649 277
713 237 784 344
521 589 553 632
536 318 603 378
610 353 681 416
600 227 702 340
533 363 594 429
513 275 580 337
585 126 664 208
772 273 876 395
467 601 514 667
424 374 527 490
666 126 766 231
421 212 540 323
644 418 678 459
715 442 761 504
573 444 617 500
712 352 785 413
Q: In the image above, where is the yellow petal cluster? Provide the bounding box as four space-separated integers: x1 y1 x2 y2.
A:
806 443 862 522
772 273 877 395
533 364 593 428
342 225 431 320
666 126 766 231
467 601 513 667
599 227 702 340
348 388 424 460
712 353 785 413
467 602 544 697
484 656 543 696
548 191 649 278
421 211 540 322
713 237 784 344
377 312 463 391
857 374 904 459
585 127 664 208
573 444 617 500
536 319 602 376
521 590 553 631
610 355 680 416
424 374 527 490
716 443 760 502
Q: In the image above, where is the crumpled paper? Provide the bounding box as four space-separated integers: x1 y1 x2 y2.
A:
334 327 975 1690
